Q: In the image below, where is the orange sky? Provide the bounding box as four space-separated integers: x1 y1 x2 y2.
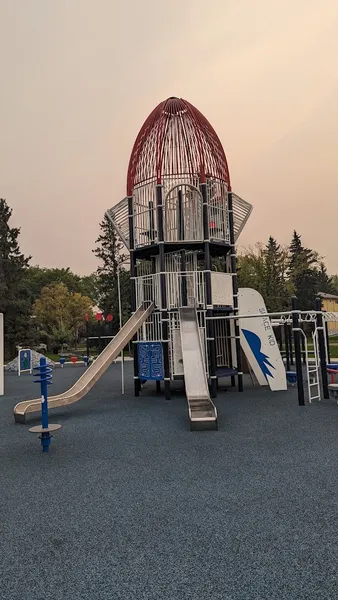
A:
0 0 337 274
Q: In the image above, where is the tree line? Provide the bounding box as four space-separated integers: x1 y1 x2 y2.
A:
0 197 336 359
0 199 130 359
234 232 336 312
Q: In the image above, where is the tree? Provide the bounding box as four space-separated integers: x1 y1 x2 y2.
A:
93 215 126 279
289 230 317 270
33 283 94 353
93 215 131 333
23 266 99 305
236 241 292 311
314 263 335 296
80 274 99 302
288 231 331 309
331 275 338 295
263 237 291 311
237 243 266 297
0 199 34 357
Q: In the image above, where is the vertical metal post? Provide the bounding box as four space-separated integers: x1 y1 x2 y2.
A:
180 250 187 307
40 356 48 430
18 346 21 377
128 194 140 397
324 316 331 365
291 296 305 406
284 323 290 371
300 324 306 364
85 315 90 360
288 326 294 366
149 200 155 243
178 189 187 307
224 258 235 386
226 318 236 387
177 189 184 241
201 181 217 398
315 297 329 399
117 266 125 395
157 184 170 400
228 190 243 392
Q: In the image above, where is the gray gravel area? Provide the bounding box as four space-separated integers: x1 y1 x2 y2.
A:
1 364 338 599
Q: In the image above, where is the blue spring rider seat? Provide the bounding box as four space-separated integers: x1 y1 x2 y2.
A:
286 371 297 386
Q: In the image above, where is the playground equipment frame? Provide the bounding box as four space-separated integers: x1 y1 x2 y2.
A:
205 297 338 406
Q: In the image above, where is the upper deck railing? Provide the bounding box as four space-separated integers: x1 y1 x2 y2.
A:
106 181 252 250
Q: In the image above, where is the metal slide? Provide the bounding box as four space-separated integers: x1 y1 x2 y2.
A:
179 307 218 430
14 302 154 423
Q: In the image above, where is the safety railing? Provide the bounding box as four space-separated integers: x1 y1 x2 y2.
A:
135 271 205 310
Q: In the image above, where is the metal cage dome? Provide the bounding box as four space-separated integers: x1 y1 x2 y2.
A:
126 97 231 195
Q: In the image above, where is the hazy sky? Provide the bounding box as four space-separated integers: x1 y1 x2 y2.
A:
1 0 337 274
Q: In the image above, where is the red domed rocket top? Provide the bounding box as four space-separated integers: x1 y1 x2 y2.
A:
127 97 230 196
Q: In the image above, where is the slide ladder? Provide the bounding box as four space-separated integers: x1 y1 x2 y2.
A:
14 302 154 423
303 329 321 403
179 307 217 431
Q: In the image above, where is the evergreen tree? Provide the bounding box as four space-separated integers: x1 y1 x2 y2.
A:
289 230 317 272
288 230 322 309
263 236 291 311
0 199 33 357
93 215 131 332
313 263 335 295
331 275 338 295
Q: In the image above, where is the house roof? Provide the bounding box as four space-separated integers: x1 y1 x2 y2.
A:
318 292 338 300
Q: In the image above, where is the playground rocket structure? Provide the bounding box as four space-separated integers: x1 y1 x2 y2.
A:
107 97 253 400
14 96 291 427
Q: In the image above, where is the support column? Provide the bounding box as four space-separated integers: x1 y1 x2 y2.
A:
324 316 331 365
315 297 329 400
225 253 235 386
180 250 188 306
228 189 243 392
128 195 140 397
157 184 170 400
201 182 217 398
291 296 305 406
178 189 187 307
284 323 290 371
288 326 294 365
149 200 155 243
300 324 306 364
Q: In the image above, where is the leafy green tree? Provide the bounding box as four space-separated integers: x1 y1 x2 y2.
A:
80 274 99 302
23 266 99 305
93 215 131 333
237 243 266 296
0 199 35 358
33 283 94 352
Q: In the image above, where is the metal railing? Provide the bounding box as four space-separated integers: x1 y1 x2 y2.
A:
166 271 205 309
136 311 162 343
135 271 205 310
135 274 161 308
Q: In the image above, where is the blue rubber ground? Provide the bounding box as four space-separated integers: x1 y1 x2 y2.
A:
1 364 338 599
